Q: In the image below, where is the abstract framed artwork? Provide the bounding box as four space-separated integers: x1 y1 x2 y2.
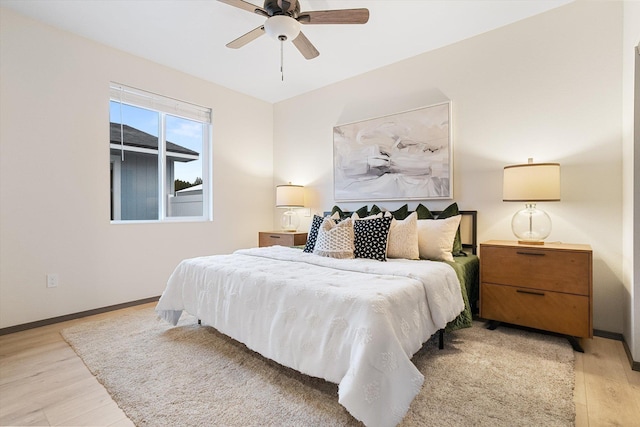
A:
333 101 452 202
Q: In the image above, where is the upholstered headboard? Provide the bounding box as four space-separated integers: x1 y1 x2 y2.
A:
322 209 478 255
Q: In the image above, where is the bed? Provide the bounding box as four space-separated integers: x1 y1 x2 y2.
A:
156 204 478 427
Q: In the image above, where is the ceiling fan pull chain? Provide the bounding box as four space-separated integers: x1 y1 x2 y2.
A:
280 38 284 82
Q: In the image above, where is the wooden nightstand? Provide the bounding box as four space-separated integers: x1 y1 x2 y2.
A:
258 231 308 248
480 240 593 351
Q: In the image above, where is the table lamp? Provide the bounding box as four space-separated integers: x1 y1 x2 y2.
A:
276 183 304 232
503 158 560 245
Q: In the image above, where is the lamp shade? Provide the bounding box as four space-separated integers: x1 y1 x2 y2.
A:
276 184 304 208
503 162 561 202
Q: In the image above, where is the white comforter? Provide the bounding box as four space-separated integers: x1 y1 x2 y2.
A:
156 246 464 427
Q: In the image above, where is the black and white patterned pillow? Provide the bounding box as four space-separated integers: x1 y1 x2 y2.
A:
303 215 324 253
353 216 392 261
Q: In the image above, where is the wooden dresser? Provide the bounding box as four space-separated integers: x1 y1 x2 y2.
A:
480 240 593 347
258 231 308 248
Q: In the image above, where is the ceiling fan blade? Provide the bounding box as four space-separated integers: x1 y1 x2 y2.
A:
226 25 266 49
218 0 268 17
298 8 369 25
292 31 319 60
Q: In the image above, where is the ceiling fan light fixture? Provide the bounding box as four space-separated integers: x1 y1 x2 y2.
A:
264 15 300 41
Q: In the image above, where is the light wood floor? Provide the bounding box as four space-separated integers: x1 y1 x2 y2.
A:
1 303 639 426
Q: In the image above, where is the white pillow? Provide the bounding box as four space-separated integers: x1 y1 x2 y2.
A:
386 212 419 260
416 215 462 262
313 217 355 259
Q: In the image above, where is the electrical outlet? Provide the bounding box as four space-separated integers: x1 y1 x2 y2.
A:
46 273 59 288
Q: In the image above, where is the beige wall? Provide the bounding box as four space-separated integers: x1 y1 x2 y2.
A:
274 1 626 334
0 9 274 328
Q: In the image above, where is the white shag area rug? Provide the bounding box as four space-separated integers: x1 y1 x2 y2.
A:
61 307 575 426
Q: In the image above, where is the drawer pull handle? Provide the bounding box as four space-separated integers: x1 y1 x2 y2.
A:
516 251 545 256
269 235 281 239
516 289 545 296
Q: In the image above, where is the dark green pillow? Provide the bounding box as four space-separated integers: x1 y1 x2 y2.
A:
331 205 347 219
391 204 409 220
355 205 369 218
415 203 435 219
331 205 372 219
369 205 382 216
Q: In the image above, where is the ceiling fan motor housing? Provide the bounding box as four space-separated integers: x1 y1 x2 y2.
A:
264 0 300 17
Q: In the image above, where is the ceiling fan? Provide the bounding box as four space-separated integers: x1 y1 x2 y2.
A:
218 0 370 60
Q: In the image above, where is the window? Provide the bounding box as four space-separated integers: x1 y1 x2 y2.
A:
109 83 212 222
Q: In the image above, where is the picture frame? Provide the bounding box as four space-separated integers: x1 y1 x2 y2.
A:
333 101 452 202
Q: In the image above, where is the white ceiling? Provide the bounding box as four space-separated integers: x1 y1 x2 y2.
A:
1 0 572 103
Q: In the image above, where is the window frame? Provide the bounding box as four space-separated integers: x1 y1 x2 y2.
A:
109 83 212 224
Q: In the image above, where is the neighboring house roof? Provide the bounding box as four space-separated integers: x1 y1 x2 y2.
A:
176 184 203 196
110 122 199 157
177 184 202 193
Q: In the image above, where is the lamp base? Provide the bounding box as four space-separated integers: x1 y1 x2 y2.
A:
511 203 552 243
517 239 545 245
280 209 299 232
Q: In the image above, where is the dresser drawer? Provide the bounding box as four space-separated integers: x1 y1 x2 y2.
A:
481 245 590 295
258 232 307 248
481 283 590 337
